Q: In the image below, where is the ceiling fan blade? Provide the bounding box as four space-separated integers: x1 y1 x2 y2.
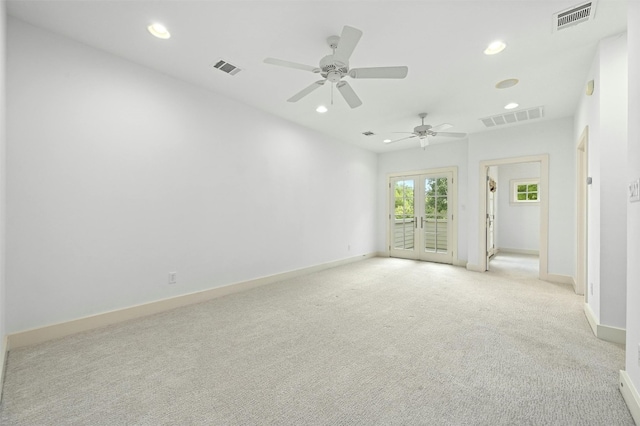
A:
349 66 408 79
429 123 453 132
334 26 362 65
287 80 326 102
385 135 417 144
336 81 362 108
433 132 467 138
264 57 319 73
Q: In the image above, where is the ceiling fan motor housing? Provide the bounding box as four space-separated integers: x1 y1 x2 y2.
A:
320 55 348 81
414 124 432 134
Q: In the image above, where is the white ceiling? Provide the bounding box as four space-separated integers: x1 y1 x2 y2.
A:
7 0 628 153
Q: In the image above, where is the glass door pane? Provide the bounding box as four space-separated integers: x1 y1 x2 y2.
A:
423 176 448 254
393 179 415 250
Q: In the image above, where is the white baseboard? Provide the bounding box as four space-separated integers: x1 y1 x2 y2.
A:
0 335 7 402
545 273 575 286
453 259 467 267
466 264 485 272
583 303 626 345
620 370 640 425
8 253 377 350
497 247 540 256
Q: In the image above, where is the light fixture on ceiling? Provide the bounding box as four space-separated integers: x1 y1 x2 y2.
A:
316 105 328 113
147 23 171 39
484 41 506 55
504 102 519 110
495 78 519 89
383 139 391 143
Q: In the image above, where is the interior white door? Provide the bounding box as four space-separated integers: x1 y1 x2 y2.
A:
389 172 454 264
487 176 496 259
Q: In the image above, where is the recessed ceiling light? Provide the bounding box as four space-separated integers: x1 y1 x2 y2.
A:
383 139 391 143
148 23 171 39
495 78 519 89
484 40 506 55
504 102 519 110
316 105 328 113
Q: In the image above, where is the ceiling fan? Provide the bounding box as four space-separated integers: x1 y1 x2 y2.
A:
264 25 408 108
385 113 467 148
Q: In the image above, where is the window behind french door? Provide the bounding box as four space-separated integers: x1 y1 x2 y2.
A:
389 169 456 264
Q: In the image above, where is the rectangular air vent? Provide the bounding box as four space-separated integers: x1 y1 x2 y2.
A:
553 1 596 32
362 131 375 136
212 59 242 76
480 106 545 128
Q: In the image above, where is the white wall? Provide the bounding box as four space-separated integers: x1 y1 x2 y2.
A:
376 139 468 263
626 0 640 406
574 33 628 329
0 0 7 371
466 117 575 276
496 162 540 252
575 42 602 319
5 19 378 333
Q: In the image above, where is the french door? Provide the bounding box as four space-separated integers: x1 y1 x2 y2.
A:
389 170 455 264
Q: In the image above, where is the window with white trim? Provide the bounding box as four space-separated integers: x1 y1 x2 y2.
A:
510 178 539 204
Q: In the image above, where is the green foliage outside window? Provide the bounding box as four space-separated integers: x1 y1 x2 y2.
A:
395 178 448 218
516 182 538 202
425 178 448 218
395 182 414 217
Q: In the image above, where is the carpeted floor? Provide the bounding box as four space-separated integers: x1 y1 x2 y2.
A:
0 254 634 425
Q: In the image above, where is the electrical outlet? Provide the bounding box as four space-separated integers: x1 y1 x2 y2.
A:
348 244 351 251
168 272 177 285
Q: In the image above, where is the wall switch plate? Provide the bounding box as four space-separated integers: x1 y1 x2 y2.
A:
630 179 640 203
169 272 177 285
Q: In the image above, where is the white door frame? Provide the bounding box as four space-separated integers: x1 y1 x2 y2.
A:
477 155 549 279
576 127 588 297
387 166 458 264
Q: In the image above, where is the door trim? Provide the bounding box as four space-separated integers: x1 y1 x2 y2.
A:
576 126 588 297
387 166 458 264
477 155 549 279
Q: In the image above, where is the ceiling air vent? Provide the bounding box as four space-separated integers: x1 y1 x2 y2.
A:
553 1 596 32
212 59 242 76
362 131 375 136
480 106 545 128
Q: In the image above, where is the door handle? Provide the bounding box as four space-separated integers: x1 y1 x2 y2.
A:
421 217 424 228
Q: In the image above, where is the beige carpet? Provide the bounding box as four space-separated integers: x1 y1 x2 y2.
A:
0 254 634 425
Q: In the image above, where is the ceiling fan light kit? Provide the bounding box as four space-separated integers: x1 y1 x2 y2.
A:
264 25 408 109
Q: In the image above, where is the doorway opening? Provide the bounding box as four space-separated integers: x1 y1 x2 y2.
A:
486 162 542 276
478 155 549 280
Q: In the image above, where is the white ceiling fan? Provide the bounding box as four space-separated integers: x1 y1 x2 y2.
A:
264 25 408 108
385 113 467 148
